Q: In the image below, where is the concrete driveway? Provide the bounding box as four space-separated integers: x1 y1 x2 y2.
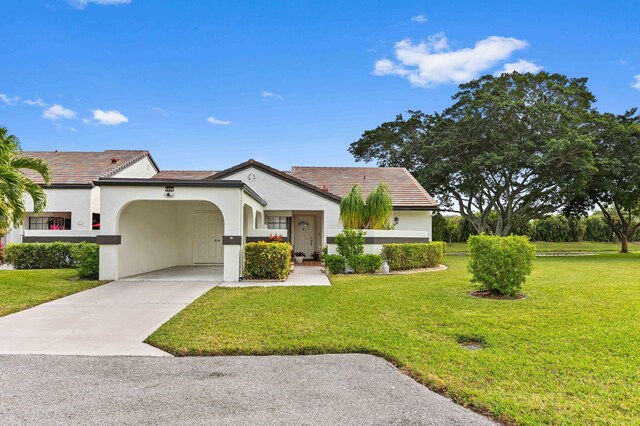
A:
0 354 496 425
0 280 216 356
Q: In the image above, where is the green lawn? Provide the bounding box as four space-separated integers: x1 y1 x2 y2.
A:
148 255 640 425
0 269 104 317
446 240 639 253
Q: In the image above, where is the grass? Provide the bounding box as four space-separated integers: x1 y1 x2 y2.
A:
148 255 640 425
445 240 639 253
0 269 104 317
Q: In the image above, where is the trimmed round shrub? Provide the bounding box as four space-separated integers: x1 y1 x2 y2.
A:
244 242 291 280
71 242 99 279
585 216 615 242
468 235 535 297
381 242 444 271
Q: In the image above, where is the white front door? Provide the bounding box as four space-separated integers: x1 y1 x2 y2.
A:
194 211 223 264
294 215 316 258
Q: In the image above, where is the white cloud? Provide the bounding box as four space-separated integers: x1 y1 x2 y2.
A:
0 93 20 105
23 98 48 107
411 14 427 23
632 75 640 90
153 107 169 116
261 90 284 100
85 109 129 126
207 116 231 125
374 33 530 87
68 0 131 9
494 59 543 76
42 104 77 120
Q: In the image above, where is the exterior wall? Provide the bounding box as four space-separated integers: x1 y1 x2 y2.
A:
392 210 433 240
98 185 248 281
111 156 158 178
118 201 179 278
218 166 340 255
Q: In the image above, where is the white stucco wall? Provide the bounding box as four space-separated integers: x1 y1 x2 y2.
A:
219 167 340 254
24 188 94 231
392 210 433 239
175 202 222 265
111 156 158 179
118 201 179 278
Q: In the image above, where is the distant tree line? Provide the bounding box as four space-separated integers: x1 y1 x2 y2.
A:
432 212 639 244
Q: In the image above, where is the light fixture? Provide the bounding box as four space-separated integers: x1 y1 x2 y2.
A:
393 217 399 225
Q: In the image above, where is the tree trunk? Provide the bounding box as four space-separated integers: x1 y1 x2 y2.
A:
620 235 629 253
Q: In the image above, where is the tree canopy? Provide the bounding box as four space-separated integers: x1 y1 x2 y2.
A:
565 109 640 252
0 127 52 231
350 72 597 235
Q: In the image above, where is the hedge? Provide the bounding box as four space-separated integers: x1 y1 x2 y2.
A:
243 242 291 280
381 242 445 271
468 235 535 296
5 242 76 269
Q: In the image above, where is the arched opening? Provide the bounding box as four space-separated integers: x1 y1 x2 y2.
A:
255 211 263 229
117 200 224 279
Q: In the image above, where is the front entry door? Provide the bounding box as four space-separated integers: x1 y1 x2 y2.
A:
194 211 223 264
294 215 316 258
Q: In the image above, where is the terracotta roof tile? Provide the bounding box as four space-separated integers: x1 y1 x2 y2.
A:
289 166 438 208
152 170 217 180
20 150 154 185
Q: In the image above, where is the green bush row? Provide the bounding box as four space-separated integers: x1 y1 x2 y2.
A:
432 213 633 243
5 242 76 269
243 242 291 280
4 242 99 279
381 242 444 271
468 235 535 297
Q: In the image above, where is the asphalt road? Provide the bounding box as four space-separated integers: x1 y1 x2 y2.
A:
0 353 495 425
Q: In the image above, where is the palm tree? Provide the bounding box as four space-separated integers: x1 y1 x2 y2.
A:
0 127 52 231
339 185 367 229
365 183 393 229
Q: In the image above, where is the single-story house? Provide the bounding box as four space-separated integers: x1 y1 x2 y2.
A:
7 150 438 281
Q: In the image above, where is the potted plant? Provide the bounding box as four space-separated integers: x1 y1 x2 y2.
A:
294 251 305 264
311 251 321 261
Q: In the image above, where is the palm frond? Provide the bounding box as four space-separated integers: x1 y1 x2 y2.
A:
11 156 53 185
365 183 393 229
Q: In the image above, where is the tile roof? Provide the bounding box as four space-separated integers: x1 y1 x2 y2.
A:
152 170 217 180
20 150 155 185
288 166 438 208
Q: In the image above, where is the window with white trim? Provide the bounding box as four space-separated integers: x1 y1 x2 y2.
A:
267 216 288 230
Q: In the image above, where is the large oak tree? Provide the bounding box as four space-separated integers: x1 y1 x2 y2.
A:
350 72 596 235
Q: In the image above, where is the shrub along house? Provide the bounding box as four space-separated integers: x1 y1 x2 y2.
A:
10 152 438 281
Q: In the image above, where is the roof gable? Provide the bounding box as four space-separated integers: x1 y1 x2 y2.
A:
20 150 158 186
207 159 341 203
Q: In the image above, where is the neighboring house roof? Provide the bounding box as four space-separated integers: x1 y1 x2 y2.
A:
206 159 343 203
288 166 438 209
20 150 157 186
152 170 217 180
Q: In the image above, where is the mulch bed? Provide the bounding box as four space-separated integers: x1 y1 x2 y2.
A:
469 290 527 300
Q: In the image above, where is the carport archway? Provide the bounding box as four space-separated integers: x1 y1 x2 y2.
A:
116 200 224 279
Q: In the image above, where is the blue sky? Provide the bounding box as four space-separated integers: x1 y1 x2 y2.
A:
1 0 639 171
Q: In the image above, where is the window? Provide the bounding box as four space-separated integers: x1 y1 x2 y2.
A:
267 216 288 230
27 216 69 230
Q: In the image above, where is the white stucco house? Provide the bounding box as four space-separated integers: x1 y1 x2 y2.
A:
7 150 439 282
